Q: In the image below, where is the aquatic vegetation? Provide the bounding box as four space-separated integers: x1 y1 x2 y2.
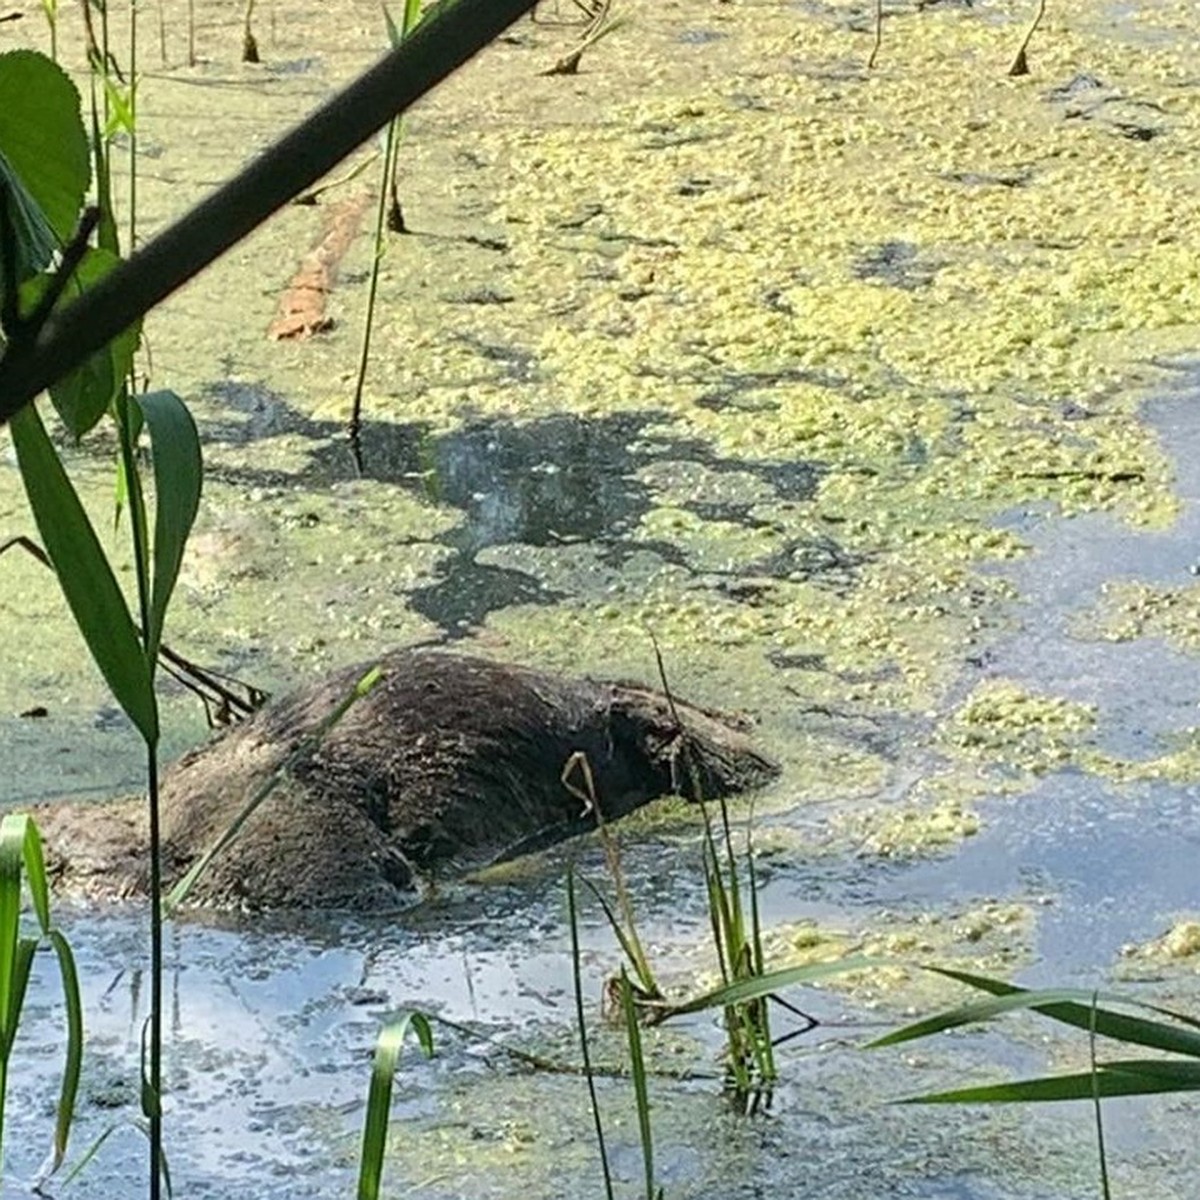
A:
5 0 1200 1194
0 813 82 1186
836 793 981 859
1082 579 1200 655
1117 919 1200 976
872 967 1200 1200
357 1012 434 1200
943 679 1096 774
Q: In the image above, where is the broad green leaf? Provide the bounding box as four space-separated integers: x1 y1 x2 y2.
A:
357 1012 434 1200
9 402 157 743
0 51 89 244
137 390 202 663
19 247 141 437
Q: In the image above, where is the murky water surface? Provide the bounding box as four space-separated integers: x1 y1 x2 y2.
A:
4 0 1200 1195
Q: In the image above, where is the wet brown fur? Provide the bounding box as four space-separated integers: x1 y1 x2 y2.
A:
33 649 779 911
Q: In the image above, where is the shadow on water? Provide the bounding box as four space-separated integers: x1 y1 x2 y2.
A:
198 381 833 633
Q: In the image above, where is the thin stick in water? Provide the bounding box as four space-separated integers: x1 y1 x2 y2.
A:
1008 0 1047 77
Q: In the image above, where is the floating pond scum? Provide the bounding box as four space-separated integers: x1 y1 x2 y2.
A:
4 0 1200 1194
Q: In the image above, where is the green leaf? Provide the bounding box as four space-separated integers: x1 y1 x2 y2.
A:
0 51 89 245
357 1012 434 1200
663 956 883 1018
0 150 58 293
6 938 36 1050
0 813 27 1051
9 402 157 742
18 247 141 437
62 1121 172 1194
136 390 202 663
101 75 136 141
620 969 656 1200
382 4 403 48
869 968 1200 1058
17 816 51 933
401 0 422 37
900 1058 1200 1105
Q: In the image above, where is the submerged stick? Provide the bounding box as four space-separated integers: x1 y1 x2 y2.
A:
1008 0 1047 77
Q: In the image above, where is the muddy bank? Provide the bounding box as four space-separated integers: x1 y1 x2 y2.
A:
35 648 778 910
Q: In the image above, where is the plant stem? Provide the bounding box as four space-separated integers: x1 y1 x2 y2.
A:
129 0 138 251
147 747 163 1200
0 1055 8 1179
348 116 397 472
568 870 614 1200
114 390 162 1199
0 0 543 422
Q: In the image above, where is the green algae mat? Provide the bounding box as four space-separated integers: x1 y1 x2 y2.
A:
5 0 1200 1172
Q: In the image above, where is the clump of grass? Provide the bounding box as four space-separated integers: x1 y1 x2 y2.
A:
696 790 777 1108
0 813 83 1187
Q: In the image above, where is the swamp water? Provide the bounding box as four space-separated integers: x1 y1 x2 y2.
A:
4 0 1200 1194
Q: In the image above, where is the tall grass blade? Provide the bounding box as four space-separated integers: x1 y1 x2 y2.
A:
620 969 656 1200
46 929 82 1171
1089 992 1111 1200
59 1119 173 1192
663 957 881 1018
897 1059 1200 1104
357 1012 434 1200
869 978 1200 1056
567 868 614 1200
577 873 657 998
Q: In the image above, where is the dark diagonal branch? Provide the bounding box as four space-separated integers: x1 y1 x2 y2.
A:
0 0 538 426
